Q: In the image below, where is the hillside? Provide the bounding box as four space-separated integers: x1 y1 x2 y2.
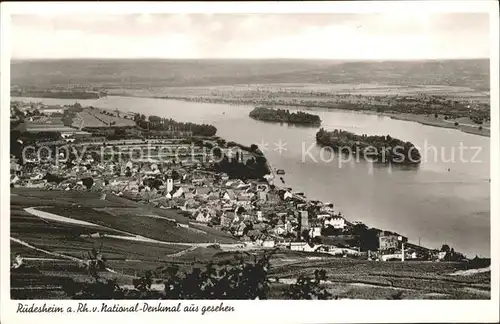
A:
11 59 490 91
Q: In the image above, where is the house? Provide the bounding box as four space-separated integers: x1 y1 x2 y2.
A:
241 235 253 243
223 189 237 201
195 187 212 198
234 222 247 237
237 192 253 201
289 242 305 251
195 211 211 223
39 105 64 115
172 187 184 198
262 237 276 248
378 231 408 251
309 226 322 238
274 225 286 236
258 191 268 202
10 174 20 184
256 184 269 192
182 198 198 210
231 179 245 188
221 212 236 227
10 160 21 174
236 182 251 190
324 215 346 229
289 242 316 252
220 173 229 182
323 246 360 257
254 234 275 248
283 191 293 200
317 213 331 219
25 180 47 188
184 192 195 200
380 253 403 261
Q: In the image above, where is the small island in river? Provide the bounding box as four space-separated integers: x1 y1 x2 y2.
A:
249 107 321 126
316 128 421 165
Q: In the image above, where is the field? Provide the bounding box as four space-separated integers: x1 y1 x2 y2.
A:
266 252 491 299
383 113 490 136
10 188 240 298
107 82 490 103
70 107 136 128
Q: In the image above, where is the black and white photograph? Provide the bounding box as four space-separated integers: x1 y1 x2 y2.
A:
1 1 499 323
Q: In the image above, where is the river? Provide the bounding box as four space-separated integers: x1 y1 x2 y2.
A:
13 96 491 257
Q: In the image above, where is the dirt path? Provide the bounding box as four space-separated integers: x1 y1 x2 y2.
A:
448 267 490 276
11 237 86 264
25 207 243 250
25 207 101 228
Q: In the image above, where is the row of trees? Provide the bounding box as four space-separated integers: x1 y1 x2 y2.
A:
134 114 217 137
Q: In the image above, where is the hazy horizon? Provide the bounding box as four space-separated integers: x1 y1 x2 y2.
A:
10 13 490 60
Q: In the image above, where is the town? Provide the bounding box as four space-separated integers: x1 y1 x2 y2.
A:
10 100 467 263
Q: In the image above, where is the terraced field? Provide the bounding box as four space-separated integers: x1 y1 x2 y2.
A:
266 254 491 299
9 188 490 299
10 188 240 298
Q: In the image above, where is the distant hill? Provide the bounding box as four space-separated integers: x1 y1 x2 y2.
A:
11 58 490 91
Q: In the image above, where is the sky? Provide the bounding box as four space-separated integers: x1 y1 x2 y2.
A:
10 13 490 60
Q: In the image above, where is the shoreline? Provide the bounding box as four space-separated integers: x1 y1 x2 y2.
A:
380 113 490 137
105 93 490 138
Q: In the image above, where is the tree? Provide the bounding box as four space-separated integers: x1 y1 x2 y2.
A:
213 147 222 159
44 173 66 184
440 244 451 253
454 121 459 126
311 236 322 245
81 177 94 190
285 270 332 300
245 157 256 167
434 114 438 118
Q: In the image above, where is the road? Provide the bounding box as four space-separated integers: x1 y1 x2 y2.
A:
24 207 246 250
